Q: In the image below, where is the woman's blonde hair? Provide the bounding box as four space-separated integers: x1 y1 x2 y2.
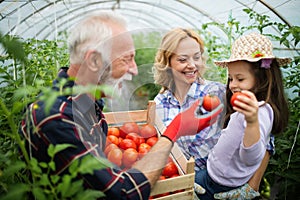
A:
153 28 206 93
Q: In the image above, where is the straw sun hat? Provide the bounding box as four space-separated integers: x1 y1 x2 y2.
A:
214 32 291 68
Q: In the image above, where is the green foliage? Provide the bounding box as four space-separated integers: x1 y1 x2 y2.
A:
132 32 162 100
0 8 299 199
0 34 110 199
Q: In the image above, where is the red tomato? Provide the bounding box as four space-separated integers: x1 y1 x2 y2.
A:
230 92 249 108
119 122 140 138
126 132 145 147
138 143 151 159
107 127 120 137
202 94 221 111
146 136 158 146
104 143 118 156
119 138 137 150
138 143 151 152
122 148 138 168
107 148 123 167
140 124 157 139
162 161 178 177
106 135 119 146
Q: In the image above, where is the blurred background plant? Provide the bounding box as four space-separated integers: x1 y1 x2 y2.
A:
0 8 299 199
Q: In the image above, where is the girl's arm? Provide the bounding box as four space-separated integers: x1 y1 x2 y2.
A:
248 151 270 190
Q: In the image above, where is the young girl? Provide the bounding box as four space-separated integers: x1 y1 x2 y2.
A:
195 32 291 199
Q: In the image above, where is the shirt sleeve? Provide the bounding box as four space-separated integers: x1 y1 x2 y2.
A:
83 167 151 200
20 102 151 200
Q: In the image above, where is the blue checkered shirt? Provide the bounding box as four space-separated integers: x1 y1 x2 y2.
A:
154 79 275 171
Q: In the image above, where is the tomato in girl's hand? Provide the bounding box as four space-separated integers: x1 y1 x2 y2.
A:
202 94 221 111
230 92 249 108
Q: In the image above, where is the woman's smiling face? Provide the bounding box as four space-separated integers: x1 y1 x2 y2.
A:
170 37 203 85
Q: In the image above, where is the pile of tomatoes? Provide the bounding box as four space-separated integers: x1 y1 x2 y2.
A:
104 121 181 198
105 122 177 173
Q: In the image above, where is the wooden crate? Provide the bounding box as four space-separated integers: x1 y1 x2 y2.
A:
104 101 195 200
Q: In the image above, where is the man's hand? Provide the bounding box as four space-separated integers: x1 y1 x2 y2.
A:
214 183 260 200
162 99 223 142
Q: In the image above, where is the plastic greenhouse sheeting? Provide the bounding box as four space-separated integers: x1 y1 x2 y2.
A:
0 0 299 58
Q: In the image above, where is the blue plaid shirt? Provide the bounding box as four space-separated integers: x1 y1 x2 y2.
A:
20 67 150 200
154 79 274 171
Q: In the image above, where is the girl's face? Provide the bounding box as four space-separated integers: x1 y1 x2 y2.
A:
170 37 203 85
228 61 256 93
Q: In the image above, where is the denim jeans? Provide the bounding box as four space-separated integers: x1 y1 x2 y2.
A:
195 169 239 200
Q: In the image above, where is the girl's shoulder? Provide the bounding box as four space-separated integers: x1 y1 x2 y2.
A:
259 102 274 120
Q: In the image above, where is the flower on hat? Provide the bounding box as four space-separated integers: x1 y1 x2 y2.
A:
261 59 273 69
252 50 264 58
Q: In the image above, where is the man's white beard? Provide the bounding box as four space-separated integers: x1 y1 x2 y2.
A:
99 60 132 98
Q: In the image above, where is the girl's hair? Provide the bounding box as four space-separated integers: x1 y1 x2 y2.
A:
152 28 206 93
223 60 289 135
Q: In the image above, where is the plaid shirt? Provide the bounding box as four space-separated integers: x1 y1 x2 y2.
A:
154 79 274 171
20 67 150 200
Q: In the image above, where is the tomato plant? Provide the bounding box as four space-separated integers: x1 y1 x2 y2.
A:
230 92 249 108
140 124 157 138
119 122 140 138
202 94 221 111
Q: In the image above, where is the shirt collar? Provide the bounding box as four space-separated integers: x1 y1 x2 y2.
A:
54 67 104 114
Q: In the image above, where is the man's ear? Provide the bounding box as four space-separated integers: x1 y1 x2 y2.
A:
85 50 102 72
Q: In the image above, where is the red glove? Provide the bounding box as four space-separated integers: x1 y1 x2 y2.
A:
162 99 223 142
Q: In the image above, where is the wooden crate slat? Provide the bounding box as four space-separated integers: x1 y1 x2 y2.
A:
104 110 147 125
150 173 194 195
104 101 195 200
152 190 194 200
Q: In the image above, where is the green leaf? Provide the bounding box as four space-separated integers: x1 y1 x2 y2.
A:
32 187 47 200
66 179 84 197
77 155 112 175
57 175 72 197
75 189 105 200
47 144 75 158
38 174 51 186
1 161 26 178
0 183 30 200
50 174 60 184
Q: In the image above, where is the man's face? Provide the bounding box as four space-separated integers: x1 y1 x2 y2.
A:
98 29 138 96
110 30 138 79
